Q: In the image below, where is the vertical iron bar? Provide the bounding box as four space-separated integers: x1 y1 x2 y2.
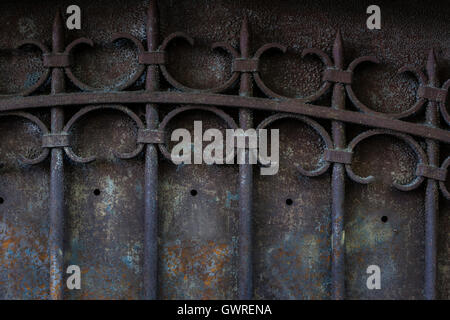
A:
238 16 253 300
424 49 439 300
143 1 160 300
49 11 65 300
331 31 345 300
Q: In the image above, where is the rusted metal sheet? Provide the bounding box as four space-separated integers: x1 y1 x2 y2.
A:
158 111 239 299
0 0 449 300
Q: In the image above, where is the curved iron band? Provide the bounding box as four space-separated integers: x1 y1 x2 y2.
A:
0 111 50 164
439 157 450 200
438 80 450 126
252 46 332 102
158 33 240 93
345 129 427 191
344 63 429 120
109 32 240 94
399 66 450 124
0 41 51 97
212 42 295 98
301 49 383 108
345 56 426 119
345 59 425 120
256 113 332 176
158 105 238 163
249 43 337 102
62 104 145 163
398 66 450 123
61 37 147 92
0 91 449 143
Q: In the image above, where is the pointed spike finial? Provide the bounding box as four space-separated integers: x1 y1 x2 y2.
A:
333 29 344 69
147 0 159 50
240 14 250 58
52 9 65 53
426 48 438 86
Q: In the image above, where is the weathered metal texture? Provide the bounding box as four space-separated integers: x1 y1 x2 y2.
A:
330 31 347 300
0 0 449 300
253 119 332 299
423 50 440 300
237 16 254 300
63 109 145 299
345 133 426 299
158 110 239 299
48 11 66 301
0 116 49 299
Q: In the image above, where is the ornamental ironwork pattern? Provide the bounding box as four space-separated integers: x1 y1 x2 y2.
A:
0 1 449 300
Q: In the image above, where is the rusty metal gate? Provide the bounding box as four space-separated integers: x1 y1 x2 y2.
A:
0 0 449 300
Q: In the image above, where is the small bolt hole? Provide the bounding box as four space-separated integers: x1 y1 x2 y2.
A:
286 198 293 206
0 197 4 204
381 216 388 223
93 189 101 196
190 189 198 196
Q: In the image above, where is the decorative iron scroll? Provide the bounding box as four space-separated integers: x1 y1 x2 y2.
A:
0 1 448 300
3 28 446 194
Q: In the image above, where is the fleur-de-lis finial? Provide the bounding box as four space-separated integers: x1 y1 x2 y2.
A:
302 30 379 112
426 48 438 87
14 8 94 93
212 14 287 98
52 9 64 53
240 14 250 58
333 29 343 69
400 49 450 124
147 0 159 51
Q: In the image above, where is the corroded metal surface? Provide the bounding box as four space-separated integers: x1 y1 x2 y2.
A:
0 0 449 300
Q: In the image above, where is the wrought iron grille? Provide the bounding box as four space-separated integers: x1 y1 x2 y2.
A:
0 1 449 300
